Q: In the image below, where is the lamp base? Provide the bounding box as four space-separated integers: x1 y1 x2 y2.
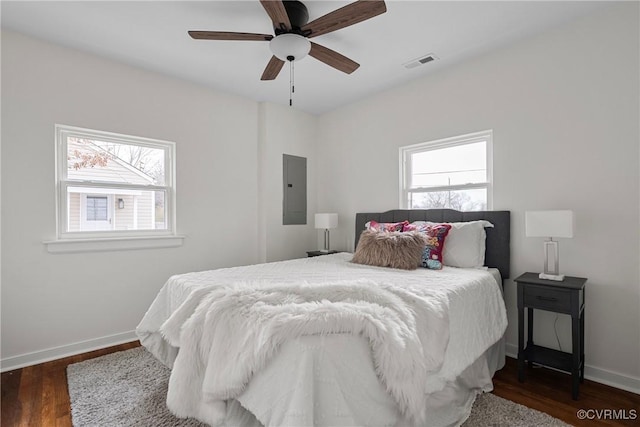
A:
539 272 565 281
319 249 330 253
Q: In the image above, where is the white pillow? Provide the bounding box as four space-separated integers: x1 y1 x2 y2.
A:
410 220 494 268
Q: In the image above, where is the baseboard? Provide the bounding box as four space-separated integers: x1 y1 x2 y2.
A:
1 330 138 372
505 342 640 395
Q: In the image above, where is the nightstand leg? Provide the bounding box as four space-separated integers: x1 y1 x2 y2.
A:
572 313 580 400
518 306 525 382
527 308 534 368
580 308 585 383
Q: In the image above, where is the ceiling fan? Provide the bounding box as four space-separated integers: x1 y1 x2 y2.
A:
188 0 387 81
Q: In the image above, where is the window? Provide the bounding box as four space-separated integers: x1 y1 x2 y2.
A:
55 125 176 241
399 130 492 211
86 196 108 221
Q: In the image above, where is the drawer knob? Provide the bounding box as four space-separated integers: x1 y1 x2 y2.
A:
537 296 558 302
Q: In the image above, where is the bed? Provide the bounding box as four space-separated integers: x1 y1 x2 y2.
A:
136 209 510 427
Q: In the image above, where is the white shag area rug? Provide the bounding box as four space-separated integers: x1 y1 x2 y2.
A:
67 347 572 427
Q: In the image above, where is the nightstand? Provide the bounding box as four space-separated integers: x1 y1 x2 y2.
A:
306 250 338 257
515 272 587 399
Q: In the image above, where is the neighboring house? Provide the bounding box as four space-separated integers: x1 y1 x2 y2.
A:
67 138 156 232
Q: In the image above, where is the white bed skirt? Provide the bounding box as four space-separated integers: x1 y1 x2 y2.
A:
140 327 505 427
224 334 505 427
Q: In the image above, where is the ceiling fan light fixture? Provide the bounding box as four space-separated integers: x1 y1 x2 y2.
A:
269 33 311 61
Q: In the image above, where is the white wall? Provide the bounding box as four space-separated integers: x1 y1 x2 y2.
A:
0 31 314 368
316 3 640 391
258 102 318 262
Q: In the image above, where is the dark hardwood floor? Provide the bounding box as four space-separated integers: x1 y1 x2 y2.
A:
1 341 140 427
2 342 638 426
493 359 639 426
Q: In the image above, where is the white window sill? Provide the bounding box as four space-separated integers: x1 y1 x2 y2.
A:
44 235 185 254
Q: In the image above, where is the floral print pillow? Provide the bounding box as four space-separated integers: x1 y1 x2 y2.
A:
403 222 452 269
365 220 409 232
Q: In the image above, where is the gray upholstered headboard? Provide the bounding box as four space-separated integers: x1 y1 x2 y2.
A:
354 209 511 279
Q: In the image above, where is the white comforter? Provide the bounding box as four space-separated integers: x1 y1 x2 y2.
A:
136 253 507 427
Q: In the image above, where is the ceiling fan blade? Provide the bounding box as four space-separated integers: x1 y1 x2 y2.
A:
188 31 273 41
301 0 386 39
259 0 291 31
309 42 360 74
261 56 286 80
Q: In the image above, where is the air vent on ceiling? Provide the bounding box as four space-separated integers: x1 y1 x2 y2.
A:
403 54 439 69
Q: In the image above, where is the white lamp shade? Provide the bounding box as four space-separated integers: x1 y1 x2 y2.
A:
269 34 311 61
315 213 338 229
525 210 574 238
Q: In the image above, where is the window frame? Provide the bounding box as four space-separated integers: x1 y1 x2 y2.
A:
399 130 493 210
54 124 177 242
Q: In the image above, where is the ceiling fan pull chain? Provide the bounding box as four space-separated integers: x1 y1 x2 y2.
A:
289 58 294 106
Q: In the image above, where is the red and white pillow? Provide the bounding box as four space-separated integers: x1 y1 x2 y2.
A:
365 220 408 232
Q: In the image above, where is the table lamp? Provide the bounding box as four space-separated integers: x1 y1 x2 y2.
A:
315 213 338 253
525 210 574 281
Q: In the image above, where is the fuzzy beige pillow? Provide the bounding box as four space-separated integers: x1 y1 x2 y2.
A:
351 230 426 270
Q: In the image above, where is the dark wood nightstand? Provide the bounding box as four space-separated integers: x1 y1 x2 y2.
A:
306 250 338 257
515 272 587 399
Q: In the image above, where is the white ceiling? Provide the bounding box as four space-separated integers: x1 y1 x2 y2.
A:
1 1 612 115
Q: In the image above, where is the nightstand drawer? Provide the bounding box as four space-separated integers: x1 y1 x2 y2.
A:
523 285 571 312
